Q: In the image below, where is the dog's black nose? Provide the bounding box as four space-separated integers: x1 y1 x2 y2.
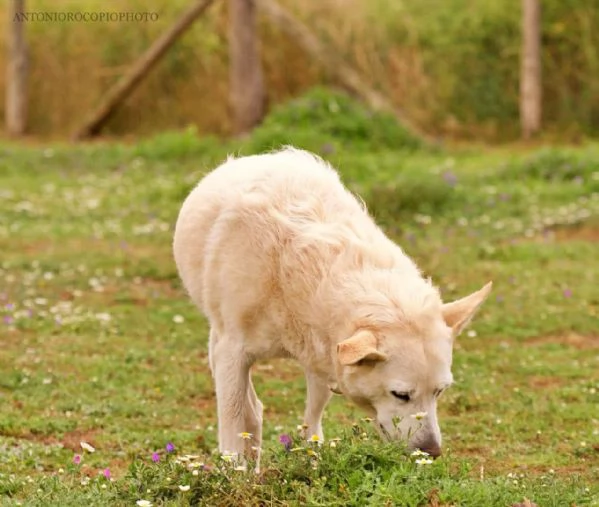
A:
419 443 442 458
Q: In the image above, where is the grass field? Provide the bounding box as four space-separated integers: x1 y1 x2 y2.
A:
1 96 598 505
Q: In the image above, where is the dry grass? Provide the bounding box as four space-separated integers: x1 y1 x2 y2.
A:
0 0 598 141
0 0 445 139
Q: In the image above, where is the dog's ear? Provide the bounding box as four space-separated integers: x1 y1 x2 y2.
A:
442 282 492 337
337 330 387 366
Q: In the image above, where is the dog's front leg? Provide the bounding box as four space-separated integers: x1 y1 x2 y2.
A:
302 370 332 442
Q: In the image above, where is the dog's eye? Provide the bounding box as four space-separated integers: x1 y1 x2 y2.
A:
391 391 410 402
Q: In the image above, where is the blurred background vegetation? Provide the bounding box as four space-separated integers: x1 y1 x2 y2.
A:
1 0 597 142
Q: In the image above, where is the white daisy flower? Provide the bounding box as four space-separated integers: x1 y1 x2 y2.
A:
415 458 434 465
410 411 428 421
80 441 95 453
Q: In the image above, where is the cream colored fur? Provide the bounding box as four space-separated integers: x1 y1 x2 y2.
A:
173 147 491 467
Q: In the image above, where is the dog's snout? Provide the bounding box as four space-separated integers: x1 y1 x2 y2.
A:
419 442 442 458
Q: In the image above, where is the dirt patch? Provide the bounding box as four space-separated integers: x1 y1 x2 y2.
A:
551 224 599 242
527 333 598 350
194 395 215 411
3 427 100 451
517 463 593 475
60 428 101 452
13 237 171 259
527 376 565 389
456 445 492 460
511 223 599 245
252 358 304 384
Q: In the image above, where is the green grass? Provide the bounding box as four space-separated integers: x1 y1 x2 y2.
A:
0 120 598 505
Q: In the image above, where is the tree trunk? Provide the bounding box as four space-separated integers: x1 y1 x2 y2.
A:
520 0 541 139
6 0 28 136
256 0 430 144
229 0 266 134
73 0 215 141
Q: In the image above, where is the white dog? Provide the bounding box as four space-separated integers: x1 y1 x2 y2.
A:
173 147 491 466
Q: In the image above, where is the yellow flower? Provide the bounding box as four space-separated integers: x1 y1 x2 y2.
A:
308 434 321 443
221 452 235 462
238 432 253 440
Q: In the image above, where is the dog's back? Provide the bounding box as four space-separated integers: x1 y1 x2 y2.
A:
173 147 422 359
175 148 358 310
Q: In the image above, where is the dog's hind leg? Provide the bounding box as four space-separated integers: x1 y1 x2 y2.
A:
244 375 263 471
302 370 332 442
211 333 253 461
208 326 217 378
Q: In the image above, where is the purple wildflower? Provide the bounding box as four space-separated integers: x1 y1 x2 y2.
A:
151 452 160 463
73 454 81 465
103 468 111 479
405 232 416 244
3 316 13 325
279 434 292 451
320 143 335 156
442 171 458 187
563 289 572 298
166 442 175 453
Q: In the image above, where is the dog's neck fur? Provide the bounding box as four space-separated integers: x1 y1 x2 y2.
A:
277 215 441 380
291 264 441 384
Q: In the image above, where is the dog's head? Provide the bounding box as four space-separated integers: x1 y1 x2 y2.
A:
334 282 492 458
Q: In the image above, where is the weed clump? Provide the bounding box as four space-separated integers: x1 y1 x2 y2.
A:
499 147 599 183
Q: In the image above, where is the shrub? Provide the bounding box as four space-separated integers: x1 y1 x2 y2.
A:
243 87 424 155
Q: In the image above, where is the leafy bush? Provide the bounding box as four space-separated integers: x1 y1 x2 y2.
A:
243 87 424 155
